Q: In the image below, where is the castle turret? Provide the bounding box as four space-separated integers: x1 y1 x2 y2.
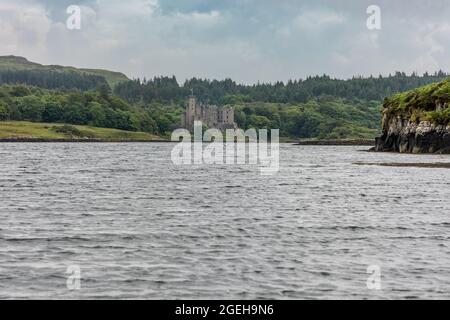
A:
185 94 196 130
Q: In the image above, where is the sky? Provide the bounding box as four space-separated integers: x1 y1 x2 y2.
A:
0 0 450 84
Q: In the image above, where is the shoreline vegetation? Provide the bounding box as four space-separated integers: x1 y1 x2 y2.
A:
2 56 450 143
2 56 450 147
0 121 377 144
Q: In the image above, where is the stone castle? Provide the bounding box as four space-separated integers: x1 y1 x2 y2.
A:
181 94 237 131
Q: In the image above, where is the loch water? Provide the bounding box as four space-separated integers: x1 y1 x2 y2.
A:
0 143 449 299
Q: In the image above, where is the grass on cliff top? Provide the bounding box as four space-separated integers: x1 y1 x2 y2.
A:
383 78 450 124
0 121 164 141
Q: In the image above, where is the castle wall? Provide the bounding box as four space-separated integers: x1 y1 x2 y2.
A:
183 96 236 131
222 107 234 124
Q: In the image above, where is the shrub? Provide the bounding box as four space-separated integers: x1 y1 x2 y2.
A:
426 109 450 124
0 101 9 120
51 124 93 138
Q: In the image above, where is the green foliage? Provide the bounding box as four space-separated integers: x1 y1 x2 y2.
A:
9 85 31 97
383 78 450 124
219 94 252 105
0 121 162 141
17 96 45 121
426 109 450 124
42 101 65 123
0 69 110 91
110 73 447 139
114 72 448 105
2 57 449 139
0 55 128 89
141 103 183 135
88 102 107 128
0 84 160 135
0 82 383 139
51 124 91 138
233 98 381 139
0 101 9 120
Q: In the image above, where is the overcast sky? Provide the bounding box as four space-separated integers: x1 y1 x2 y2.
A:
1 0 449 83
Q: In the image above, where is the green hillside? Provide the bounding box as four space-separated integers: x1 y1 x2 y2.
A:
78 68 129 88
0 56 129 88
0 55 447 141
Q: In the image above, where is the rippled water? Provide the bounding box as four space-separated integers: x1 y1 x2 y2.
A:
0 143 449 299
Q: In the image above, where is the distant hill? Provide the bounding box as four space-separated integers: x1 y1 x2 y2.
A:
0 55 129 89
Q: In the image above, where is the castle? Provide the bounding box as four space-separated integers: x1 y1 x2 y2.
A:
181 94 237 131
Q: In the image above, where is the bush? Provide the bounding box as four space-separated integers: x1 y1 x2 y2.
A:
17 96 44 121
51 125 93 138
42 102 64 123
0 101 9 120
426 109 450 124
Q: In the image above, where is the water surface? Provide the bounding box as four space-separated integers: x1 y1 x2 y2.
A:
0 143 449 299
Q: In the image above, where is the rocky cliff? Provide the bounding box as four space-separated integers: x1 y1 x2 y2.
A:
374 78 450 153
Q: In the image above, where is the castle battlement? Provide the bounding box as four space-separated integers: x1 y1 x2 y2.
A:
181 94 237 131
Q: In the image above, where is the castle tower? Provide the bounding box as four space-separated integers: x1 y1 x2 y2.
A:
185 93 196 129
222 107 234 124
182 93 237 131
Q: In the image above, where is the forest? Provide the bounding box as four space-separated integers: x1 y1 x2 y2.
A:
0 69 109 91
0 65 448 139
0 84 182 136
114 72 448 105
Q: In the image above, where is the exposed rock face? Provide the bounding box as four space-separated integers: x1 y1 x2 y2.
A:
374 77 450 154
374 114 450 153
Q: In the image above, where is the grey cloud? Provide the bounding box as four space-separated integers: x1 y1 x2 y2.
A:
1 0 450 83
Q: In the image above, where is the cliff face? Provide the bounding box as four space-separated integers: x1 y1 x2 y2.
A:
375 116 450 153
374 79 450 154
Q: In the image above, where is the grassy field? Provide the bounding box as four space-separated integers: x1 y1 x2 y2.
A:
0 121 165 141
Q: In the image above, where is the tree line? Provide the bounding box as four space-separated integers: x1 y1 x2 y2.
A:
0 84 182 135
0 69 110 91
0 69 448 139
0 83 381 139
114 71 448 105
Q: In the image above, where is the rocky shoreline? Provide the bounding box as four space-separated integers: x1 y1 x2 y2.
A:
373 117 450 154
373 78 450 154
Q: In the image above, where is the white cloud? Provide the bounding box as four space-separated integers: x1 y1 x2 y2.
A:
293 9 346 30
2 0 450 83
0 0 51 58
96 0 158 20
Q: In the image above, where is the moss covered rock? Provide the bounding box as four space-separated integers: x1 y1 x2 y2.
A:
374 78 450 153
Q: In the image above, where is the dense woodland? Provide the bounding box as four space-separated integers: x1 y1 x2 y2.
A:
0 69 109 91
0 67 448 139
114 72 448 104
0 84 182 135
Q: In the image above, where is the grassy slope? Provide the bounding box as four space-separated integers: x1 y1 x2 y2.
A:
0 121 165 141
0 56 129 88
383 78 450 123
